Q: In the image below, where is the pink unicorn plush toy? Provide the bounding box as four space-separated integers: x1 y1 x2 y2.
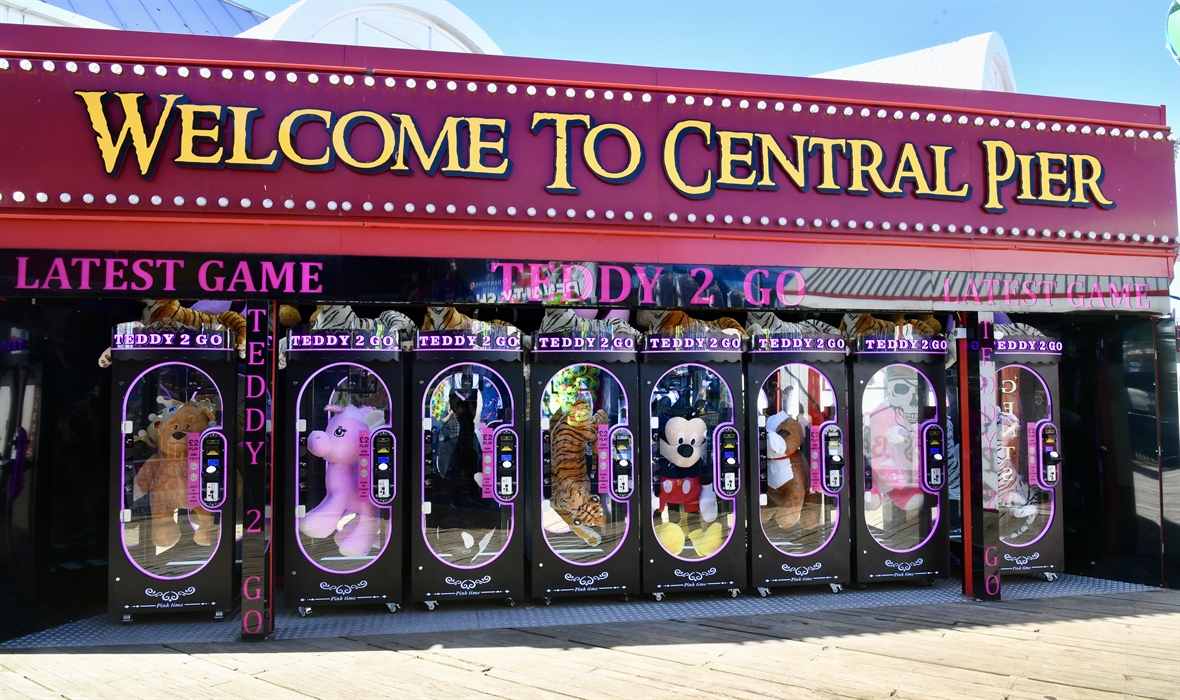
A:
299 404 387 557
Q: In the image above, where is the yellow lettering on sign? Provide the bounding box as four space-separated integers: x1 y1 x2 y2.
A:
175 104 225 167
846 139 896 196
716 130 757 189
582 123 644 184
225 106 279 170
755 133 808 192
278 109 334 170
332 110 397 174
927 145 970 200
389 113 465 176
465 117 511 178
1070 154 1115 209
888 142 934 197
531 112 591 193
1036 152 1071 204
662 120 715 199
981 139 1017 213
74 91 186 178
1015 154 1038 203
807 137 847 193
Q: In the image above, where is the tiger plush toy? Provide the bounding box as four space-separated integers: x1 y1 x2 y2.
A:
276 305 417 369
839 313 942 344
310 305 417 340
420 306 520 334
548 398 608 547
636 310 748 336
98 300 247 367
537 308 643 341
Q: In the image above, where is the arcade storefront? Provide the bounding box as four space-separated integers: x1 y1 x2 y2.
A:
1 23 1177 641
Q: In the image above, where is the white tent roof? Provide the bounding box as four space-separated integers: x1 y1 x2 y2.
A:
814 32 1016 92
1 0 265 34
238 0 501 55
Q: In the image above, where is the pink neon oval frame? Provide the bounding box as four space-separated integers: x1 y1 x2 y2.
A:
293 362 393 575
537 362 630 566
757 362 841 558
120 361 224 581
419 362 515 570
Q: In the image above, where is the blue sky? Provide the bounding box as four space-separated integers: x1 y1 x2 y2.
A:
242 0 1179 126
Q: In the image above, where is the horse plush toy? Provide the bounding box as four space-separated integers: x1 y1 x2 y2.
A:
133 400 218 550
299 405 387 558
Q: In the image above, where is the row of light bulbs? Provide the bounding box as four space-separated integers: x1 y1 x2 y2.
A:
2 56 1175 143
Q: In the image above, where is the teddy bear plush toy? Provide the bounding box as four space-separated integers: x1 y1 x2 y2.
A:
133 400 218 550
652 398 725 558
763 412 821 531
300 404 388 558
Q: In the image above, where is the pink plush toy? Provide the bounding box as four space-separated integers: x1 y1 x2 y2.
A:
299 404 387 557
866 404 925 511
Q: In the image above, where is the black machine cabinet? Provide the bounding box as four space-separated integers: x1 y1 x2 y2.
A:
284 329 406 615
1 329 42 607
992 331 1064 578
639 331 747 599
410 330 525 608
850 334 950 585
107 327 239 621
746 333 851 594
527 331 641 601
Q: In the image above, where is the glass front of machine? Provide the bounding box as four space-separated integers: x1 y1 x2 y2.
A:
539 363 629 565
757 363 839 556
120 363 222 579
997 365 1053 547
422 364 514 568
649 364 735 561
294 363 393 574
860 364 939 552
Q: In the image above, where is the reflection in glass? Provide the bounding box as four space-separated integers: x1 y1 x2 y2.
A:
121 363 222 579
296 364 392 573
539 364 628 564
861 365 938 552
422 364 513 568
757 364 838 556
650 364 734 560
997 366 1053 546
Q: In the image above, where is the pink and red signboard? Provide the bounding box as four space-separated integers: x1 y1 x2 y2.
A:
0 24 1175 248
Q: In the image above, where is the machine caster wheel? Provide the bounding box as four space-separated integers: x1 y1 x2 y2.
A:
1045 573 1059 582
386 603 400 613
652 592 664 602
922 578 934 588
829 584 844 594
121 614 133 625
620 594 630 603
506 598 516 608
298 607 312 618
728 588 740 599
854 583 867 590
213 611 225 621
542 597 552 606
424 601 438 611
757 587 770 598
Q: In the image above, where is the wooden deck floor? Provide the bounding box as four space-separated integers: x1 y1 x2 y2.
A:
2 589 1177 699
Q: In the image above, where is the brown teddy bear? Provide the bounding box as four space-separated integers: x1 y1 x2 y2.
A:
133 400 218 549
763 412 821 531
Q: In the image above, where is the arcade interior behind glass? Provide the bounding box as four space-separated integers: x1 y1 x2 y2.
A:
0 298 1175 641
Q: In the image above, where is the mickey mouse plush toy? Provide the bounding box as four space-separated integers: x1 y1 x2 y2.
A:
652 398 725 557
